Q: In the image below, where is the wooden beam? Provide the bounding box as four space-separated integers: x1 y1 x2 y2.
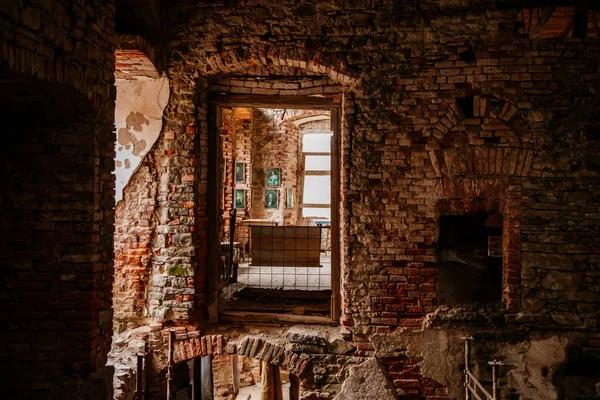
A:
305 170 331 176
234 287 332 300
330 107 341 322
209 94 338 109
303 152 331 156
231 355 240 396
300 203 330 209
207 104 221 324
220 310 336 325
529 7 556 37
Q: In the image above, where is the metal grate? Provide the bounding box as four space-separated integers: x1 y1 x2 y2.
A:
219 216 331 302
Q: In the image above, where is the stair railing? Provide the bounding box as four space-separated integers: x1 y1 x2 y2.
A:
463 337 504 400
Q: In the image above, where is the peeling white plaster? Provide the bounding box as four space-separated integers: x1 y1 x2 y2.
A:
114 75 169 202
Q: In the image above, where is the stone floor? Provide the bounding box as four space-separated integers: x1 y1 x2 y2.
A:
235 382 291 400
235 255 331 291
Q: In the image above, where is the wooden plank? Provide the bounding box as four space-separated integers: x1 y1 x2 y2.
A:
231 354 240 395
223 299 331 314
220 310 335 325
305 170 331 176
207 104 221 323
209 94 338 109
330 107 341 322
234 288 332 300
300 203 330 208
304 152 331 156
239 219 278 226
250 226 322 267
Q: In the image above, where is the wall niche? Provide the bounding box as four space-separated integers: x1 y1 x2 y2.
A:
437 212 503 306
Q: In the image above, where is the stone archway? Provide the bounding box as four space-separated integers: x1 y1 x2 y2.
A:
173 333 312 400
173 334 312 378
198 45 358 87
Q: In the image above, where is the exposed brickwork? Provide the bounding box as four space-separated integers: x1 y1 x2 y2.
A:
2 0 591 398
113 155 159 326
0 0 116 397
250 108 301 225
382 358 452 399
221 108 253 236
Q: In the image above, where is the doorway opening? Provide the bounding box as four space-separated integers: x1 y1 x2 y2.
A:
208 95 341 323
212 354 300 400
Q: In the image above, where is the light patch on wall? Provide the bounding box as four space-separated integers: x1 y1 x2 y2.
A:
114 75 169 202
117 111 149 156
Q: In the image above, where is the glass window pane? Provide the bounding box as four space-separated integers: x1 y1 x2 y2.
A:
303 207 331 219
303 176 330 204
303 134 332 152
305 156 330 171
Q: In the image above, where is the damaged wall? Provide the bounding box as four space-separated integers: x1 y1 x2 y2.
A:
114 73 169 202
0 0 117 398
106 2 600 399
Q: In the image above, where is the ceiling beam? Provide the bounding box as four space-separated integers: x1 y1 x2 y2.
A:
529 7 556 38
497 0 598 11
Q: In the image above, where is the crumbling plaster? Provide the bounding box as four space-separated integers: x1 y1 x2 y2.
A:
115 75 169 202
334 358 396 400
371 329 592 400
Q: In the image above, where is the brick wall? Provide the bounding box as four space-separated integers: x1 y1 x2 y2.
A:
250 108 301 226
221 108 253 232
0 0 116 397
104 2 600 399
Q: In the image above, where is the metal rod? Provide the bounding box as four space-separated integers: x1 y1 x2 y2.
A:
492 362 497 400
488 360 504 400
166 329 175 400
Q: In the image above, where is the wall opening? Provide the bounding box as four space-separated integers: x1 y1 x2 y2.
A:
208 94 341 323
214 105 335 320
212 354 300 400
437 212 503 306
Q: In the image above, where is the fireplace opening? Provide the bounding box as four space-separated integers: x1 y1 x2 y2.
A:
437 212 503 306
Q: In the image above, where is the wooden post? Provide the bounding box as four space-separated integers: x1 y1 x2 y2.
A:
289 374 300 400
231 354 240 396
260 362 283 400
330 107 341 322
207 102 222 323
200 356 214 400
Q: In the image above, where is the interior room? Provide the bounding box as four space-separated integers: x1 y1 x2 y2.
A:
217 107 335 319
2 2 600 400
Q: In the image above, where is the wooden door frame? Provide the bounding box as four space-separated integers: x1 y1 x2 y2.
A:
206 94 342 323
